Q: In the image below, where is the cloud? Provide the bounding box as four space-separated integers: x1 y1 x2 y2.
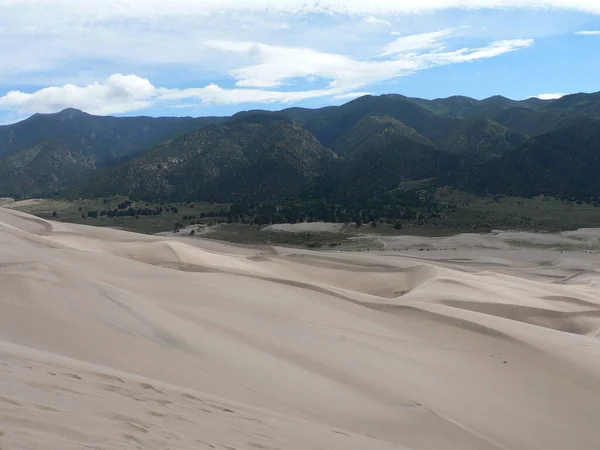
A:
205 40 362 89
575 30 600 35
536 93 566 100
0 74 156 115
2 1 599 20
0 77 344 116
0 0 581 92
159 84 341 105
382 29 456 56
0 29 535 116
333 92 372 100
364 16 391 27
207 36 533 91
420 39 533 64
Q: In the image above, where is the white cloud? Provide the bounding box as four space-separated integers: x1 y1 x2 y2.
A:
0 74 156 115
382 29 455 56
364 16 391 27
575 30 600 35
0 0 584 93
420 39 534 64
205 40 363 88
159 84 342 105
0 30 535 116
536 93 566 100
0 77 345 116
2 1 599 20
333 92 372 100
207 36 533 92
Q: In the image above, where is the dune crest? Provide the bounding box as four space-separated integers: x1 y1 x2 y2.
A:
1 206 600 450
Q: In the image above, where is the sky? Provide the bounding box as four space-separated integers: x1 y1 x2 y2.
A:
0 0 599 124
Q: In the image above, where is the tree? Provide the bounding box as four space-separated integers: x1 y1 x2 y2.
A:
394 221 403 230
52 211 57 217
190 229 196 236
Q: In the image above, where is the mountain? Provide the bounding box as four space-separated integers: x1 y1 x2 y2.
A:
281 92 599 143
81 114 336 202
439 118 526 158
0 140 97 198
0 109 226 197
408 95 547 119
2 90 600 203
329 116 458 201
281 95 534 154
448 118 600 200
286 94 448 148
332 114 436 158
543 92 600 117
491 93 600 137
491 107 558 136
0 108 225 161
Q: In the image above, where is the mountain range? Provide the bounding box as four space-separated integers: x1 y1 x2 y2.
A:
1 91 599 205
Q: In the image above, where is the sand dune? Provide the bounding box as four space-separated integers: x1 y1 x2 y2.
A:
2 198 44 208
1 207 600 449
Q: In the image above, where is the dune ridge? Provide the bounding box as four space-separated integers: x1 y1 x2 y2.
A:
1 206 600 450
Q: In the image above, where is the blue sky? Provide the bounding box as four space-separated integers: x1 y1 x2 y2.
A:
0 0 599 124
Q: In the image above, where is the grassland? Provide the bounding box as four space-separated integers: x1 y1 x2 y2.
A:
201 223 380 250
433 192 600 232
9 196 229 235
7 193 600 250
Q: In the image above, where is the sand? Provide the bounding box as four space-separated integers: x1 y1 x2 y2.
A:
1 206 600 450
2 198 44 208
262 222 346 233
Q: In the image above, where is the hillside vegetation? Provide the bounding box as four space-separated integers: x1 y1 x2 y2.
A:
1 91 600 233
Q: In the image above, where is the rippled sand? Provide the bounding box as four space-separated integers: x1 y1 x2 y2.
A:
1 206 599 450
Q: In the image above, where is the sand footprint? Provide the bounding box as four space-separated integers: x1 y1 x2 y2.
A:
63 373 82 380
88 372 126 384
25 381 82 395
104 413 151 435
0 397 20 406
34 404 60 412
248 443 282 450
208 403 235 414
139 383 165 395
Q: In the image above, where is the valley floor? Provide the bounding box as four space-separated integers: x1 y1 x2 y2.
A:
1 206 600 449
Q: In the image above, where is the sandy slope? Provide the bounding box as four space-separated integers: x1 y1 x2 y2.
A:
1 207 600 450
2 198 43 208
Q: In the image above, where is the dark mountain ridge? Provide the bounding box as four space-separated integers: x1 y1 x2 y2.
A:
0 109 226 161
0 110 227 197
1 90 599 204
80 115 336 203
448 117 600 200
